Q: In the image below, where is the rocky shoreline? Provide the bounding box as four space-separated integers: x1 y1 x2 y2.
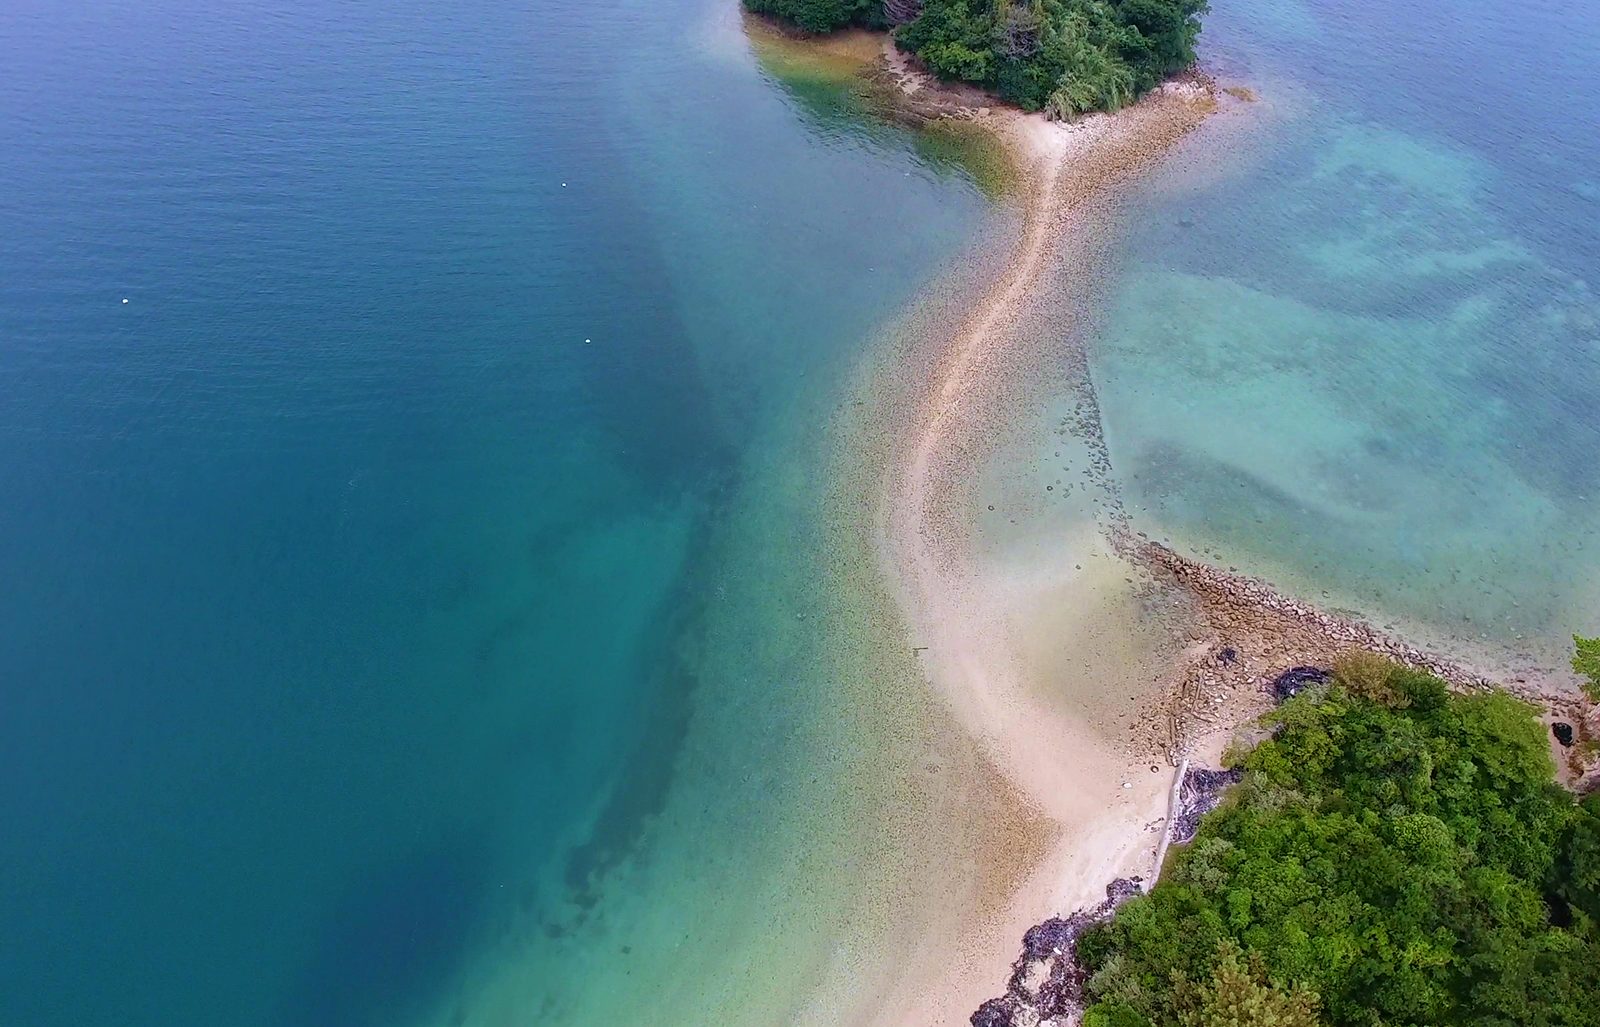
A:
1125 534 1598 786
968 630 1596 1027
968 764 1243 1027
961 551 1599 1026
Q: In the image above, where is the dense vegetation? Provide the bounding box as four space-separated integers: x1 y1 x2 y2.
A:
1575 635 1600 702
1077 657 1600 1027
743 0 1207 116
897 0 1206 115
743 0 885 34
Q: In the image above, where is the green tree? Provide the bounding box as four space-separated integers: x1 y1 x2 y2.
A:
1043 31 1138 117
747 0 1209 116
1074 676 1600 1027
744 0 884 34
1556 794 1600 923
1085 1001 1157 1027
1573 635 1600 702
1170 942 1321 1027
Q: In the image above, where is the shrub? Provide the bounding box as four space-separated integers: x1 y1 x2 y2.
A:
1573 635 1600 702
1170 941 1321 1027
1330 650 1406 706
921 39 994 79
744 0 884 34
897 0 1208 116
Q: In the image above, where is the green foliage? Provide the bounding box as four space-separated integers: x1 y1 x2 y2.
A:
744 0 884 34
1044 31 1137 118
1077 676 1600 1027
920 38 995 80
746 0 1207 116
1573 635 1600 702
1171 941 1321 1027
1556 794 1600 923
898 0 1207 114
1084 1000 1157 1027
1330 650 1407 707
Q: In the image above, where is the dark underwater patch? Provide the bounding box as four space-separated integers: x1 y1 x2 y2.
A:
275 837 488 1027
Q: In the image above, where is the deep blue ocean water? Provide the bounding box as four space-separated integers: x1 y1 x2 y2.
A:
4 0 1599 1024
0 1 985 1024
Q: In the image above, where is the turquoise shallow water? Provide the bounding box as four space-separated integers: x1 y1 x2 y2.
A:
5 0 1600 1024
1092 0 1600 674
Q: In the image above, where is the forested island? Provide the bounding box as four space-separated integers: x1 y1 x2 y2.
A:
743 0 1208 116
1069 655 1600 1027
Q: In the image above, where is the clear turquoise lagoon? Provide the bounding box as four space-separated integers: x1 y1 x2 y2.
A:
2 0 1596 1024
1094 0 1600 676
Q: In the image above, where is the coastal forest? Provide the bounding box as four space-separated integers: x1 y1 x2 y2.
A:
1075 658 1600 1027
742 0 1207 116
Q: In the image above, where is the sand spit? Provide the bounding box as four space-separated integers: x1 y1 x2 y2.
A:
865 68 1230 1026
865 43 1594 1027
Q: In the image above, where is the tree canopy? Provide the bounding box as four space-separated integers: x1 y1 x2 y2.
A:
1573 635 1600 702
898 0 1205 113
1076 659 1600 1027
744 0 1207 115
744 0 885 34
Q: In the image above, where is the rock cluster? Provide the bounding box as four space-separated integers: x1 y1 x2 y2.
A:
1172 766 1243 845
969 878 1146 1027
1270 666 1329 703
1133 537 1599 782
1134 539 1499 694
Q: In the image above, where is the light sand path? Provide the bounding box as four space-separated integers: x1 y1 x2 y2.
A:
867 87 1220 1025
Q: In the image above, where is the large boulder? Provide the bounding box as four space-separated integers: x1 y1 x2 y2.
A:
1270 666 1330 703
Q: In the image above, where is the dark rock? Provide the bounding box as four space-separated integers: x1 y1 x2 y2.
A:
1036 959 1077 1020
1173 768 1244 844
1553 722 1575 747
981 878 1149 1025
1106 876 1144 903
1218 646 1238 664
1184 767 1242 794
1020 917 1076 961
970 997 1015 1027
1270 665 1330 702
